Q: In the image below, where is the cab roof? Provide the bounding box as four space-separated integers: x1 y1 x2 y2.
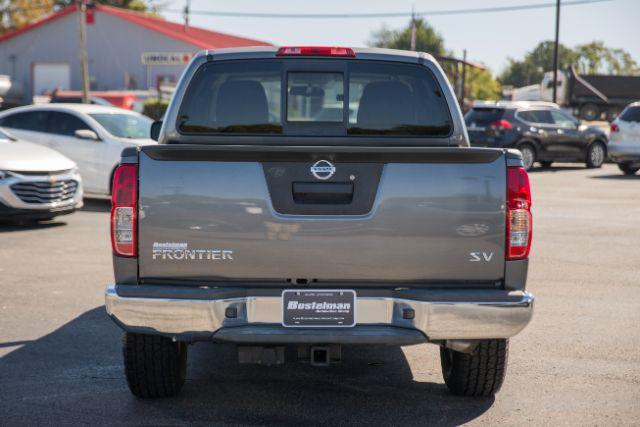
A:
472 100 561 110
200 46 437 65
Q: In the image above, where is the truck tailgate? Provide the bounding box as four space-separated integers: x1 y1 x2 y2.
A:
137 146 506 284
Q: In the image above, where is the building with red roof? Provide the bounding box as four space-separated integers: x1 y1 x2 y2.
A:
0 4 270 105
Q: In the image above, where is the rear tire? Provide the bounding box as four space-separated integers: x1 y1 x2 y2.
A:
123 332 188 398
517 144 536 171
586 142 606 168
539 161 553 168
440 339 509 397
618 163 639 175
580 103 600 121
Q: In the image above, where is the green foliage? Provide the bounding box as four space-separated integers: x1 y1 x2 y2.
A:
499 41 576 87
53 0 153 11
368 18 446 56
142 99 168 121
368 18 500 102
500 40 639 87
0 0 157 34
467 68 501 101
574 41 639 75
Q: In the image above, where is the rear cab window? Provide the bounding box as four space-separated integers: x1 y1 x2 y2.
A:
464 108 505 128
619 106 640 122
177 59 451 138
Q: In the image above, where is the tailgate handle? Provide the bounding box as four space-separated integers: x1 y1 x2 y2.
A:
292 182 354 205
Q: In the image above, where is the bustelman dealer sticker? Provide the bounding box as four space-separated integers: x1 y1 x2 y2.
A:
282 289 356 327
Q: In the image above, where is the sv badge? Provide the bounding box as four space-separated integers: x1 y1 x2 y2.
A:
469 252 494 262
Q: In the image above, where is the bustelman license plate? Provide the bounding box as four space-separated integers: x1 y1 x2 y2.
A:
282 289 356 327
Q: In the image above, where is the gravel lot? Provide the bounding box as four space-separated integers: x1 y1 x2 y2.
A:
1 163 639 425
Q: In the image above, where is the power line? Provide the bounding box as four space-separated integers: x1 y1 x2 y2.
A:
2 0 614 18
162 0 613 19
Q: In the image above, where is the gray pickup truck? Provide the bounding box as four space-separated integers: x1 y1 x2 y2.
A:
105 46 534 398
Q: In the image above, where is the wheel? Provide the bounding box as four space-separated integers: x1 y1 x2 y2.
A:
618 163 639 175
440 339 509 397
539 161 553 168
517 144 535 171
586 142 606 168
579 103 600 121
123 332 188 398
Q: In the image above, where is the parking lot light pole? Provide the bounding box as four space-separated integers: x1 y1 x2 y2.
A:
77 0 90 104
552 0 561 103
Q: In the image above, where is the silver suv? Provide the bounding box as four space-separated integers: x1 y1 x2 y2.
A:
609 102 640 175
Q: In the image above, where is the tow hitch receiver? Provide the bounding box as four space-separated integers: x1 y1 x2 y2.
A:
298 345 342 366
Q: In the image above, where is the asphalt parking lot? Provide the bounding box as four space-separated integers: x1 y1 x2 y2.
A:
0 163 639 425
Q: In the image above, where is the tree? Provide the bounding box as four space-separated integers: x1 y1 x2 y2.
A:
500 40 639 87
0 0 155 34
574 41 639 75
467 67 501 101
53 1 152 12
368 18 446 56
499 41 576 87
368 19 501 101
0 0 55 34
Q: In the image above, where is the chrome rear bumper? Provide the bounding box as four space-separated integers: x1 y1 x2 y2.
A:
105 285 534 343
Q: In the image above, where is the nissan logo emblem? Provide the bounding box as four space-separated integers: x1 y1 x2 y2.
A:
310 160 336 180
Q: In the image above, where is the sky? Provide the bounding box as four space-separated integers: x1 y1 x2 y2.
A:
161 0 640 75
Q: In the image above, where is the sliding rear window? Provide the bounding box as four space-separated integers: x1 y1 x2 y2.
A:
177 60 451 136
178 61 283 134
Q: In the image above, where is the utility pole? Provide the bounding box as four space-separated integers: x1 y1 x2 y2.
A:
552 0 561 103
184 0 191 32
410 6 416 51
77 0 90 104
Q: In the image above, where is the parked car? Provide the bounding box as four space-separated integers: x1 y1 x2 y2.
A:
465 101 608 170
0 75 11 100
0 104 155 197
105 46 534 399
609 102 640 175
0 127 83 221
49 90 138 110
50 95 114 107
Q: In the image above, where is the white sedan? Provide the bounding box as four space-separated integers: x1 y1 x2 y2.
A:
0 104 156 196
0 127 83 221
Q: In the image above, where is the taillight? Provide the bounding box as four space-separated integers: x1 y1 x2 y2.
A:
111 164 137 257
506 166 532 260
490 119 513 130
610 122 620 133
276 46 356 57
